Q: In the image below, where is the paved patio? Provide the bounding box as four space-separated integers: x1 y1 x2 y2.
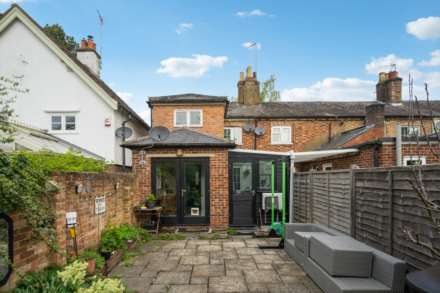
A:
110 236 322 293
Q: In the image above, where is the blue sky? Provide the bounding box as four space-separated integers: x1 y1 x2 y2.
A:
2 0 440 122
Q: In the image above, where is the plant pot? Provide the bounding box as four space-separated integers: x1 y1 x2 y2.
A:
100 251 112 260
146 201 156 209
87 259 96 275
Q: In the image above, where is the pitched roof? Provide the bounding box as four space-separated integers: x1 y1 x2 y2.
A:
0 4 149 130
122 128 235 148
148 93 228 105
226 101 440 119
1 121 105 160
318 125 375 150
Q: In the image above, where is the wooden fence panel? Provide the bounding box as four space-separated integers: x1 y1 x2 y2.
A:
293 165 440 270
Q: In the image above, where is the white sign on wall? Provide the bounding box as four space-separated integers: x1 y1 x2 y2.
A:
95 196 106 215
66 212 77 227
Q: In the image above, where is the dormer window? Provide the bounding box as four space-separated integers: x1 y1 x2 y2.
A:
174 110 202 127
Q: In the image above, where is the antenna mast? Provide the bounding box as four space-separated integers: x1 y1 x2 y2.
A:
96 9 104 56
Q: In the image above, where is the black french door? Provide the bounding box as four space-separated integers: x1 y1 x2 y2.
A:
152 158 209 225
230 160 256 226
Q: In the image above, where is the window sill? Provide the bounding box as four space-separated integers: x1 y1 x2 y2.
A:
49 130 79 135
270 143 293 145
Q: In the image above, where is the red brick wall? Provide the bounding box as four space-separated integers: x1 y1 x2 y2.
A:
225 118 364 152
2 171 141 291
132 148 230 229
296 142 440 171
151 104 226 138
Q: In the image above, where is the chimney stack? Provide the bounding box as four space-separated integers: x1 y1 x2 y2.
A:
76 35 101 77
237 66 260 105
364 102 385 139
376 70 402 104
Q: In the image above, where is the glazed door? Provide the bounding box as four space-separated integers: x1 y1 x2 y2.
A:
180 158 209 224
230 161 256 226
152 158 209 225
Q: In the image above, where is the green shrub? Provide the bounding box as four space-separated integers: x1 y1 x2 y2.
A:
78 249 105 270
77 278 125 293
227 227 237 235
12 266 76 293
100 224 151 254
13 151 106 173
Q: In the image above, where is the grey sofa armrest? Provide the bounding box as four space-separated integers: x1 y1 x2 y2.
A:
371 249 406 292
285 223 315 239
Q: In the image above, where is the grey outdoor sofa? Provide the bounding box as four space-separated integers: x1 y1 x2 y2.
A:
284 223 406 293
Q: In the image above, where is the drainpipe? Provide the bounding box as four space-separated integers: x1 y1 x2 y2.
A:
288 151 295 223
121 115 132 170
395 124 402 166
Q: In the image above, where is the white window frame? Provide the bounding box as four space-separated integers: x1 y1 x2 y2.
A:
271 126 292 145
401 125 421 137
403 156 426 166
224 127 242 145
173 109 203 127
48 112 78 133
322 163 333 171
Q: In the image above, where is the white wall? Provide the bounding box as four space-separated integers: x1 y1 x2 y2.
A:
0 19 147 164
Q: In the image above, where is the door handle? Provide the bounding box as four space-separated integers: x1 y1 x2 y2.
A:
251 190 256 197
181 188 186 198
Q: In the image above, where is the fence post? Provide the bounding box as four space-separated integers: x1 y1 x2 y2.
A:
327 172 330 227
388 170 394 255
350 170 356 237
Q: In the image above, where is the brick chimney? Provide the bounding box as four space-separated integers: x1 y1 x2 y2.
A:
237 66 260 105
365 102 385 138
76 35 101 77
376 70 402 104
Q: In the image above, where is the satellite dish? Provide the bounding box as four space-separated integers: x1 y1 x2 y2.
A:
150 126 170 141
254 127 265 136
243 124 255 133
115 126 133 139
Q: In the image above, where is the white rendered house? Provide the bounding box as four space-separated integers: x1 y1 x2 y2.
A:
0 5 149 166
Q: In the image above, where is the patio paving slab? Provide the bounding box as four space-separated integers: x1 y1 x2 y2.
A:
110 235 322 293
192 264 225 277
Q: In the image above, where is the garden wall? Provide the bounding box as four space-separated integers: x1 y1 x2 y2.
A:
2 171 141 291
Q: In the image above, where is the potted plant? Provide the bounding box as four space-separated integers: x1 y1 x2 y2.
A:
78 249 105 275
145 193 157 208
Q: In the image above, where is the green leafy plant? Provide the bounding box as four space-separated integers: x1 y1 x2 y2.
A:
12 266 75 293
146 193 156 203
153 233 186 241
77 278 126 293
43 24 77 53
100 224 151 254
227 227 237 235
57 260 88 288
17 151 106 173
78 249 105 270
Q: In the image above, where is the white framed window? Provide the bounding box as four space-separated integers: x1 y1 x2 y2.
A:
403 156 426 166
224 127 242 144
322 163 333 171
271 126 291 145
401 125 420 137
49 113 77 132
350 164 360 169
174 110 202 127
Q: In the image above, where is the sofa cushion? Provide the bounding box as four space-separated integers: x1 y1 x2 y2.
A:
293 232 328 253
310 235 373 278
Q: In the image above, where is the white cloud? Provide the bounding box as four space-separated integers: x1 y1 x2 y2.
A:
0 0 26 3
176 23 193 35
365 54 414 75
406 16 440 40
236 9 267 17
157 54 228 78
242 42 261 50
281 78 375 101
419 50 440 67
116 92 133 102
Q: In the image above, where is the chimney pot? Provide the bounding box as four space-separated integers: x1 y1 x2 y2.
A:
240 72 244 81
80 38 87 49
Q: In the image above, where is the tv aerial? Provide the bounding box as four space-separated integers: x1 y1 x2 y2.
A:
243 124 255 133
149 126 170 141
254 127 265 136
115 126 133 139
